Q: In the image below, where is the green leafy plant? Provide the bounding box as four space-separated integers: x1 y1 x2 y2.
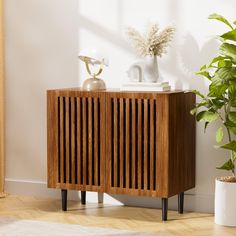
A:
191 14 236 175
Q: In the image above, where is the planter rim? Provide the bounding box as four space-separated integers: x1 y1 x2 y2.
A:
215 176 236 184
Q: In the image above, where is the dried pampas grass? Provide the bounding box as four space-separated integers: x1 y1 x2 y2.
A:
126 23 175 57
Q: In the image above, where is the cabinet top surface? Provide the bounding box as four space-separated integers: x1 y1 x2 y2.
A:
47 87 190 95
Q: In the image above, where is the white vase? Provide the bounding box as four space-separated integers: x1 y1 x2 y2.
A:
143 55 159 83
215 178 236 226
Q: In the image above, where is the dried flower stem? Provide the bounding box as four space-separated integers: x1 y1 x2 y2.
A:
126 23 175 57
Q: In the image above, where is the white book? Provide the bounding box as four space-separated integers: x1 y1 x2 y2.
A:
122 82 169 88
121 85 171 92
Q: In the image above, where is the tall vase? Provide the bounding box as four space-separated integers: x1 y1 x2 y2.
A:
143 55 159 83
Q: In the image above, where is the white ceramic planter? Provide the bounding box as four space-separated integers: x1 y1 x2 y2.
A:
215 178 236 226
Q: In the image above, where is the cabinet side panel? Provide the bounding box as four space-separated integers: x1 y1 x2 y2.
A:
47 91 58 188
155 95 169 197
168 93 196 196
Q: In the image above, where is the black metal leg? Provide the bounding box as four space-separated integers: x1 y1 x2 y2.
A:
178 192 184 214
162 198 168 221
81 191 86 205
61 189 67 211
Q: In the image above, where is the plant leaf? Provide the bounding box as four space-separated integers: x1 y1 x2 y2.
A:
200 64 207 70
228 83 236 95
230 98 236 107
207 56 225 68
218 60 232 68
208 83 227 97
208 13 233 29
220 141 236 152
219 43 236 63
216 126 224 143
228 126 236 135
217 67 236 81
196 71 211 80
192 90 205 99
228 112 236 124
196 111 219 122
210 99 224 110
211 74 223 86
233 152 236 162
225 119 236 135
190 108 197 115
217 159 234 171
220 29 236 42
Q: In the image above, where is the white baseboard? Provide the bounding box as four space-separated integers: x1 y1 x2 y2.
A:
5 178 214 213
5 178 80 201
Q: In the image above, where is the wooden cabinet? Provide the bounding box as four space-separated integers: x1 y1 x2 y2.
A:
47 88 196 221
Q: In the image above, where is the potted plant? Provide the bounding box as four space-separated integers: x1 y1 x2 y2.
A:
191 13 236 226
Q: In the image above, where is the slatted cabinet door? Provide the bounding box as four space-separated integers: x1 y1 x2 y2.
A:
47 90 105 192
105 92 170 198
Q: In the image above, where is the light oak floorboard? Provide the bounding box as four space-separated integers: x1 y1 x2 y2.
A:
0 195 235 236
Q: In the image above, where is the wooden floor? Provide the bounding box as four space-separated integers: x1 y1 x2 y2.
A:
0 195 236 235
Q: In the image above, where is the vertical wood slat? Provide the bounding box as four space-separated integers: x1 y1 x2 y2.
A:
82 97 87 185
105 97 112 191
59 97 65 183
149 99 155 191
88 97 93 186
76 98 82 185
99 96 105 188
94 98 98 186
144 99 148 190
65 97 70 184
125 99 130 189
131 99 136 189
119 98 124 189
113 98 118 187
137 99 142 190
56 97 60 184
155 100 159 191
71 97 75 184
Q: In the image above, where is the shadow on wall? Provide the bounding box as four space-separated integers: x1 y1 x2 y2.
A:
177 34 219 92
78 0 219 93
158 32 219 91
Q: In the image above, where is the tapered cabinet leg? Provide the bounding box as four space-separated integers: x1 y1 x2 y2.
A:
81 191 86 205
178 192 184 214
162 198 168 221
61 189 67 211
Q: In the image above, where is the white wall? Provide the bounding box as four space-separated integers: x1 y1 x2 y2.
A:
4 0 236 212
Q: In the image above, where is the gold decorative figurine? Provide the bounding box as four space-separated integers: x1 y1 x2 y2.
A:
79 49 108 91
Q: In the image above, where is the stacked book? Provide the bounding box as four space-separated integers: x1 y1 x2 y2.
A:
121 81 171 92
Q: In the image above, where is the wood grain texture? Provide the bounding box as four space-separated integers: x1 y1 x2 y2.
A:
125 98 130 190
104 91 195 198
168 93 196 196
47 91 58 188
47 90 106 192
0 0 5 197
47 89 196 198
70 97 76 184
